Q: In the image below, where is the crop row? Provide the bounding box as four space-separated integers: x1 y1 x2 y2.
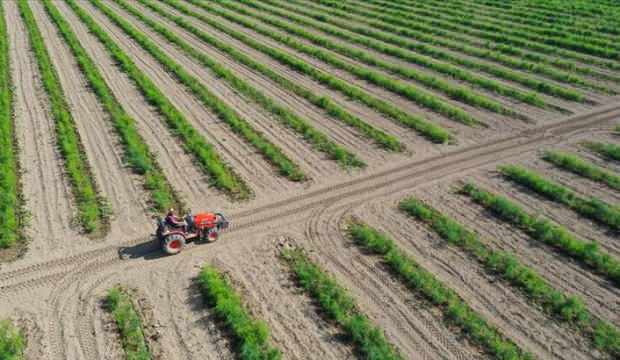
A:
286 0 601 98
106 287 152 360
18 0 108 234
473 0 620 21
347 222 532 359
585 142 620 162
64 0 250 198
376 0 620 56
0 1 21 249
415 0 619 42
543 151 620 191
356 0 620 62
172 0 451 143
88 0 306 181
282 248 402 360
113 0 363 169
231 0 529 116
137 0 400 152
198 265 281 360
399 197 620 357
0 320 24 359
42 0 180 213
461 183 620 287
205 0 483 127
499 165 620 231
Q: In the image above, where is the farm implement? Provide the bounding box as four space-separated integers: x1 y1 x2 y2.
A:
155 212 229 254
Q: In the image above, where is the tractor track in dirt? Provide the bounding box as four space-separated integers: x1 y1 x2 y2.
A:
0 103 618 299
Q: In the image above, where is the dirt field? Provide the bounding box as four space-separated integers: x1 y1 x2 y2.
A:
2 0 620 359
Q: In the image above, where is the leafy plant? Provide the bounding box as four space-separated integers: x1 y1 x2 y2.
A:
584 142 620 162
106 287 151 360
543 151 620 191
198 265 281 360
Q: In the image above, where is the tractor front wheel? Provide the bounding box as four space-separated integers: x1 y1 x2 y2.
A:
163 234 185 255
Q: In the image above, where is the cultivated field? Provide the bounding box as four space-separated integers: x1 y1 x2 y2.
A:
1 0 620 359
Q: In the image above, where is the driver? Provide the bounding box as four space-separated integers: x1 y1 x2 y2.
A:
165 208 186 230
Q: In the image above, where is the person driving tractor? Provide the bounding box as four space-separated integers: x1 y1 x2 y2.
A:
165 208 186 230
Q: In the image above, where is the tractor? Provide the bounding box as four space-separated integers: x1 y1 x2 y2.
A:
155 212 229 255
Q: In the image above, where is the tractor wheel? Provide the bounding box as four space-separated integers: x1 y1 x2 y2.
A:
163 234 185 255
207 229 219 242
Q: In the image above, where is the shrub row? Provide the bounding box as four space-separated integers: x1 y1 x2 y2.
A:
89 0 306 181
204 0 482 127
139 0 404 151
543 151 620 191
356 0 620 69
0 1 21 249
18 0 108 234
42 0 180 212
106 287 151 360
135 0 401 152
0 320 24 360
285 0 599 98
65 0 250 198
281 248 402 360
358 0 620 61
347 222 532 360
235 0 529 116
500 165 620 231
114 0 363 169
399 197 620 357
198 265 281 360
461 183 620 287
172 0 451 143
259 0 546 108
584 142 620 162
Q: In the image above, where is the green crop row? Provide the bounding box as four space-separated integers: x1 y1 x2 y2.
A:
584 142 620 162
42 0 180 212
106 287 151 360
0 320 24 360
461 183 620 287
500 165 620 231
356 0 620 61
399 197 620 357
232 0 528 117
171 0 451 143
18 0 108 234
356 0 620 69
376 0 620 56
257 0 545 109
136 0 401 152
347 222 532 360
287 0 600 98
543 151 620 191
0 1 21 249
89 0 305 181
114 0 363 169
471 0 620 22
206 0 482 127
281 249 402 360
65 0 249 198
198 265 281 360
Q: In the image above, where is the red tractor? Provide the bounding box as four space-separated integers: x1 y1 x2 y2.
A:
155 212 229 254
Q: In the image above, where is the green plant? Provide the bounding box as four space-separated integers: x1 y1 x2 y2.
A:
64 0 249 199
198 265 281 360
172 0 451 143
0 320 24 360
281 249 402 360
461 183 620 287
500 165 620 230
347 222 532 359
114 0 363 169
399 197 620 356
87 0 305 182
106 287 151 360
18 0 107 234
584 142 620 162
41 0 180 212
543 151 620 191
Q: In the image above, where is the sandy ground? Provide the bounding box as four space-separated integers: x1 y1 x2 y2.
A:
2 1 620 359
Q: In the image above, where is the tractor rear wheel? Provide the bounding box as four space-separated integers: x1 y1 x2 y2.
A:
163 234 185 255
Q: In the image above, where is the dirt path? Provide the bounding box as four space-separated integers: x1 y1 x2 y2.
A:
30 1 151 244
